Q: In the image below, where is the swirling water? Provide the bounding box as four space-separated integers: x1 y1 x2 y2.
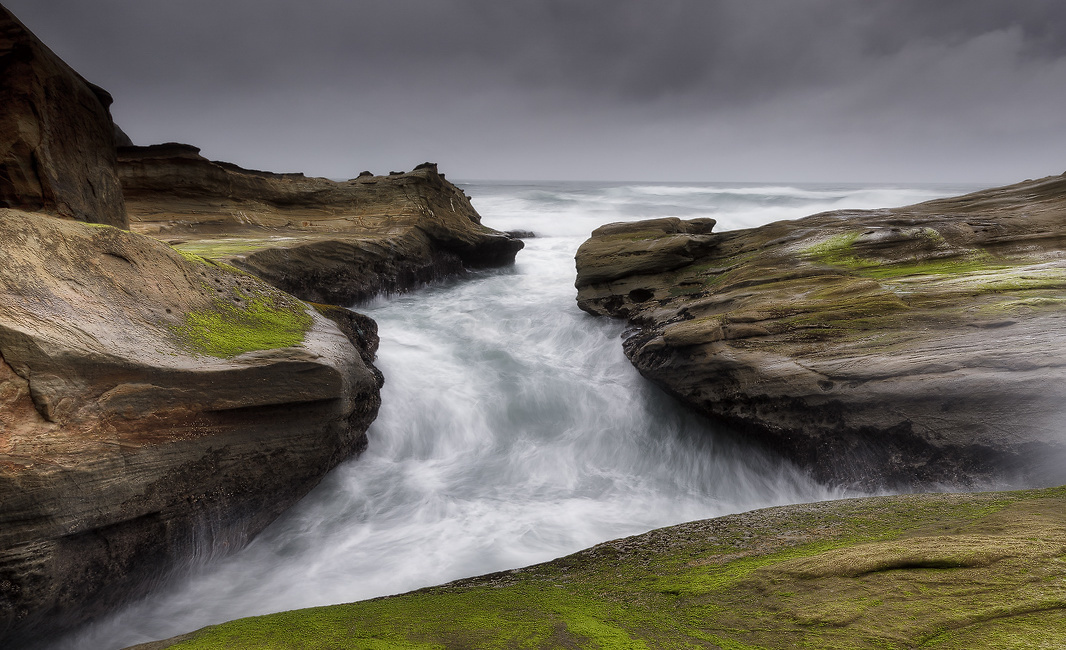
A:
54 181 976 649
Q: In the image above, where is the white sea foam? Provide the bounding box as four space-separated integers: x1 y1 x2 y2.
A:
52 180 974 649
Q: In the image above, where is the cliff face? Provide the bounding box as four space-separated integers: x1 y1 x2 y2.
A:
0 7 386 645
118 145 524 304
0 211 383 643
0 7 126 228
575 175 1066 488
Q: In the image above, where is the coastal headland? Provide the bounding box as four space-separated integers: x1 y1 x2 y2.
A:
3 1 1066 648
0 4 518 644
576 177 1066 489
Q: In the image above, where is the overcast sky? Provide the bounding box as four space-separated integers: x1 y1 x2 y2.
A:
7 0 1066 182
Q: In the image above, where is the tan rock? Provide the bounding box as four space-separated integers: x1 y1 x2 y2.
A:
118 148 523 304
0 210 381 643
576 175 1066 488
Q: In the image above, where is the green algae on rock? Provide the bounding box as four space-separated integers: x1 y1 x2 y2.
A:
575 173 1066 489
129 486 1066 650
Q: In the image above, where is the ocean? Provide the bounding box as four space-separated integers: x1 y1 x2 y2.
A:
53 180 981 649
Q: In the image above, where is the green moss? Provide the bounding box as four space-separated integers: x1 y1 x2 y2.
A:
174 237 293 258
152 488 1066 650
171 294 313 358
801 231 1011 281
804 232 864 268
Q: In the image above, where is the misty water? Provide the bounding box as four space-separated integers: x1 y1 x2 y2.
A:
54 181 977 649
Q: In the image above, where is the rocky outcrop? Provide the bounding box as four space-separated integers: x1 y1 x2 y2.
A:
0 210 382 644
118 146 523 304
0 7 126 228
576 174 1066 488
132 485 1066 649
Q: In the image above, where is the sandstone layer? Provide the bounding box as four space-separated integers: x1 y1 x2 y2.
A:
118 144 523 305
576 175 1066 488
0 210 382 644
133 486 1066 649
0 7 126 228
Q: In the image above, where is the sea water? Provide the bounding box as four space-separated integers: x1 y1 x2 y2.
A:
52 180 976 649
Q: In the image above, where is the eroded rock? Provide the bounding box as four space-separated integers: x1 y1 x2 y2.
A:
0 7 126 227
576 175 1066 488
0 210 382 643
118 147 523 304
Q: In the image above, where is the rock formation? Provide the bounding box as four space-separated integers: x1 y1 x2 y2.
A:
576 175 1066 488
0 7 126 228
0 6 384 645
0 210 383 644
118 145 524 304
131 485 1066 649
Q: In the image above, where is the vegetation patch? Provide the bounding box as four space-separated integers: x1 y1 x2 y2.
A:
175 237 296 259
171 293 312 358
149 487 1066 649
801 231 1011 280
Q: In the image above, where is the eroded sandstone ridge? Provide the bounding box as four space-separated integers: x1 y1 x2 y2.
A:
118 144 524 304
0 7 126 228
0 213 382 642
0 7 383 645
576 176 1066 488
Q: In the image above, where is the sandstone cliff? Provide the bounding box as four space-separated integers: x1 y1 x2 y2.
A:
0 7 126 228
0 6 386 645
0 210 383 643
575 175 1066 488
118 144 523 305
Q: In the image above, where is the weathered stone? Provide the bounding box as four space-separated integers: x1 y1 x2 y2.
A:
576 174 1066 488
118 148 523 304
128 486 1066 650
0 7 126 227
0 210 382 644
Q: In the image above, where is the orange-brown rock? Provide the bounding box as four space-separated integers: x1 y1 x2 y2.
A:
0 6 126 228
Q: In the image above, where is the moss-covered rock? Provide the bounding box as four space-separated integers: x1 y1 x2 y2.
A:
575 173 1066 489
130 486 1066 649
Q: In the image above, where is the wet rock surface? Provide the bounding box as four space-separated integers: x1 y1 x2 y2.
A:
131 486 1066 649
118 146 524 305
0 211 382 644
576 174 1066 488
0 7 387 644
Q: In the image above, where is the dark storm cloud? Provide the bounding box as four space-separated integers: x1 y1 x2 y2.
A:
5 0 1066 181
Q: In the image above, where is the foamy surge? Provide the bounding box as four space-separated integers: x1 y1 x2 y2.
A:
54 181 969 649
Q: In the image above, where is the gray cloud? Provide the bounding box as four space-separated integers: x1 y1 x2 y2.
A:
5 0 1066 182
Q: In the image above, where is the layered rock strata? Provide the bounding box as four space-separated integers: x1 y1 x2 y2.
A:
118 144 523 304
0 210 382 643
0 7 126 227
576 175 1066 488
0 7 385 644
